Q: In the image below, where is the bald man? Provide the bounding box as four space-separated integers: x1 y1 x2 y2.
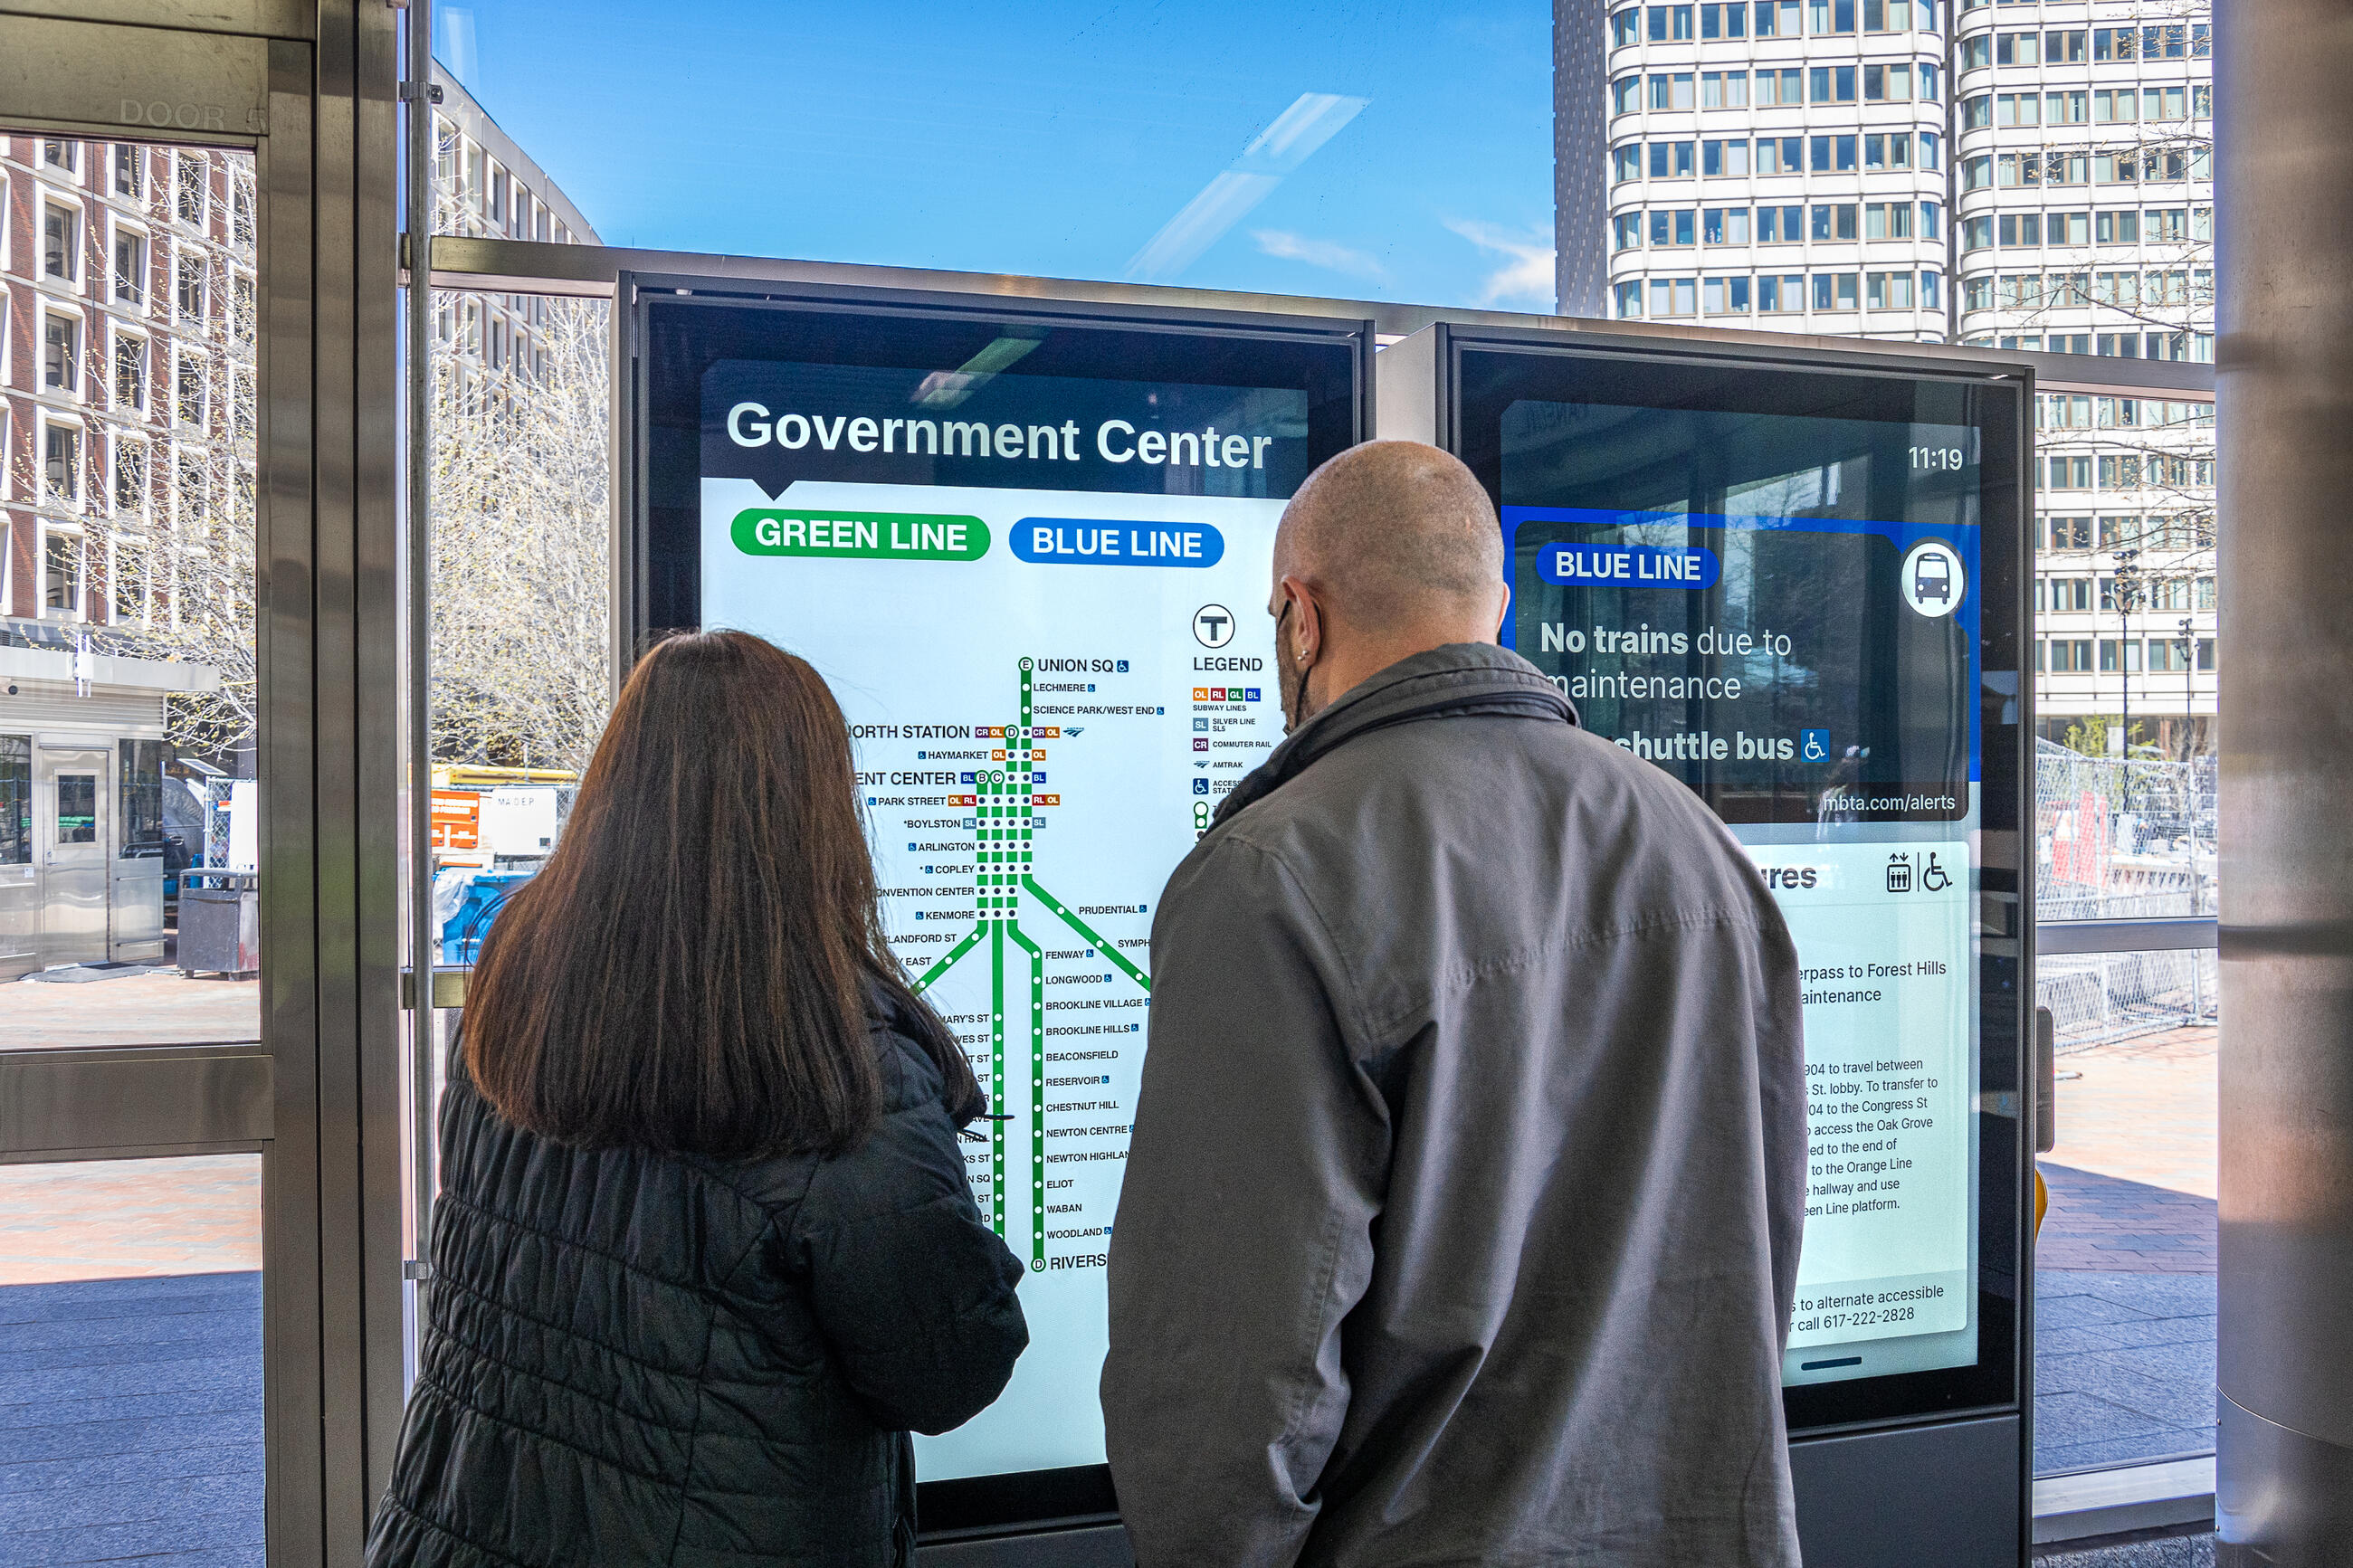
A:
1102 442 1806 1568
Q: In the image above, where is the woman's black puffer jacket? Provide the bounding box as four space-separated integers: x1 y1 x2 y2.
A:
364 999 1028 1567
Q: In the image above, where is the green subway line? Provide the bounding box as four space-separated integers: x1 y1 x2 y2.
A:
988 918 1005 1236
1005 920 1045 1269
910 923 983 994
1024 876 1151 992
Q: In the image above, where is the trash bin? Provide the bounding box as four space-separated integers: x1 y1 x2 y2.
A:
440 870 535 965
179 872 260 976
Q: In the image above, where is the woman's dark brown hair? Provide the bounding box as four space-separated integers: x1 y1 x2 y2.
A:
463 630 981 1158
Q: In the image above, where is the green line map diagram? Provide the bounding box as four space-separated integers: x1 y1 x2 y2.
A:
908 658 1152 1272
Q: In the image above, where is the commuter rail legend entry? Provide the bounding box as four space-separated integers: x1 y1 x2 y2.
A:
1382 322 2036 1568
623 279 1368 1541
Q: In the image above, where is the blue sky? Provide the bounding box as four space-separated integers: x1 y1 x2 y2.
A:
436 1 1556 311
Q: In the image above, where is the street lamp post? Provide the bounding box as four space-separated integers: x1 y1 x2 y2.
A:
2112 547 2142 761
2177 615 2196 760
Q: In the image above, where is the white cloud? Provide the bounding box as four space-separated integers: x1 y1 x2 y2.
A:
1444 219 1557 308
1251 229 1388 281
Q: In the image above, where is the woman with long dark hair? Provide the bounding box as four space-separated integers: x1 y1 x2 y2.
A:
367 631 1027 1568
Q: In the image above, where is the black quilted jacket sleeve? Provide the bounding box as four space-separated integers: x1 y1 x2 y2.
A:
794 1034 1030 1435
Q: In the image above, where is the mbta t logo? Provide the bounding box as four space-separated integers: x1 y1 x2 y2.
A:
1193 604 1235 649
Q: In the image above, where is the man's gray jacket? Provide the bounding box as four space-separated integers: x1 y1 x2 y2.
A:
1102 644 1806 1568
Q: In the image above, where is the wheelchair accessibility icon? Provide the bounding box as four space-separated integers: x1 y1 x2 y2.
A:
1800 729 1830 764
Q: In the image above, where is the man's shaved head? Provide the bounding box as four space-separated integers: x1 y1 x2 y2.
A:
1267 442 1509 730
1276 442 1504 630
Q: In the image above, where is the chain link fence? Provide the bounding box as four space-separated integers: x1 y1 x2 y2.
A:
2035 739 2218 1050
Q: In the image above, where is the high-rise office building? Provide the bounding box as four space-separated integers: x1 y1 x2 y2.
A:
1556 0 2216 754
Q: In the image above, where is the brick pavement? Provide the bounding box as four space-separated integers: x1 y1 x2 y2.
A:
0 1158 260 1286
4 973 261 1052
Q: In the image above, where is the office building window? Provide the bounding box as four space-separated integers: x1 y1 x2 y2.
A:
1703 276 1753 313
1964 156 1994 191
1756 137 1803 174
1808 0 1857 33
1811 64 1859 103
1703 206 1753 243
2096 211 2140 244
114 335 146 409
1810 134 1858 172
1649 209 1699 246
1757 67 1805 105
1613 213 1643 251
43 204 78 280
42 529 84 618
1996 91 2041 127
2048 638 2094 672
1920 202 1942 240
1812 271 1859 310
1700 2 1748 35
1863 132 1913 170
1649 140 1696 177
44 424 81 501
1758 274 1804 312
1867 271 1917 309
1812 203 1859 241
1863 62 1913 100
43 314 81 392
1649 72 1695 110
2099 639 2143 674
1921 271 1941 308
1864 201 1913 239
1648 277 1698 316
1964 274 1995 310
1755 204 1804 242
115 441 148 513
1615 280 1643 318
1964 215 1995 252
176 153 207 225
1613 7 1641 45
1612 145 1643 184
113 144 142 195
2048 516 2094 549
177 254 206 318
178 352 207 428
1648 5 1696 41
1754 0 1804 34
1703 139 1751 176
1613 76 1640 115
113 230 146 305
2047 455 2092 489
1963 94 1993 130
1701 70 1750 107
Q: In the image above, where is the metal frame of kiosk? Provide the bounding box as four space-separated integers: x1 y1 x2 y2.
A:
614 274 1372 1566
1379 320 2038 1568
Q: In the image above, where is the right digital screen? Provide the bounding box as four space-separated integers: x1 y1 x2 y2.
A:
1455 340 2026 1424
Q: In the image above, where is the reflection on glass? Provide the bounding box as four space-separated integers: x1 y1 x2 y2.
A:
55 774 96 843
0 1155 263 1559
429 3 1555 309
3 138 258 1045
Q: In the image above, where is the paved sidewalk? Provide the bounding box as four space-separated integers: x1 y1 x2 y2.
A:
5 973 261 1052
0 1158 260 1285
2034 1027 2218 1476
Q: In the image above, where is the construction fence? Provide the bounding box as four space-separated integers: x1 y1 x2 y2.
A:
2034 739 2218 1050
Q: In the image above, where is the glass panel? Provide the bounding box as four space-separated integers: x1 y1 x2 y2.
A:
3 137 261 1047
0 1155 263 1562
430 6 1557 309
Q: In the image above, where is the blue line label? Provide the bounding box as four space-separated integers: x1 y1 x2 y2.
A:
1536 541 1720 590
1011 518 1224 567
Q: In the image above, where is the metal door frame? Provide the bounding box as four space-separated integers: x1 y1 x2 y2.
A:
0 4 405 1563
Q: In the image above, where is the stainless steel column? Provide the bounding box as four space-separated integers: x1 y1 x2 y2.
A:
2215 0 2353 1556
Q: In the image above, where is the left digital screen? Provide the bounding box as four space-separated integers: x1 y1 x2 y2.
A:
657 315 1355 1492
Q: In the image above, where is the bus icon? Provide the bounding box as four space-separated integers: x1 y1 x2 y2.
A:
1900 542 1965 619
1914 552 1950 604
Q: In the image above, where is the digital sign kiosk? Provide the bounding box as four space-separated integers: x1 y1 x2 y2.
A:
620 276 1368 1561
1381 322 2035 1568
